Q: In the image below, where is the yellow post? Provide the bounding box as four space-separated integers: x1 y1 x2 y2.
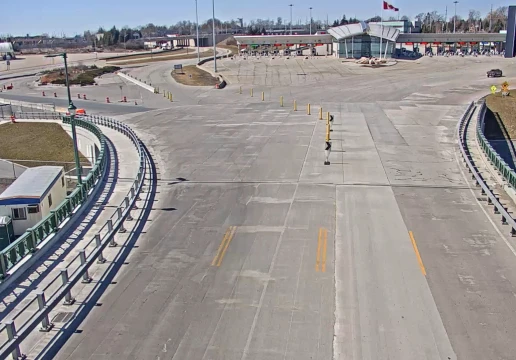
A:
294 100 297 111
239 86 242 94
170 94 173 102
326 111 330 124
261 92 265 101
280 96 284 107
251 88 253 97
163 90 166 97
319 107 323 120
307 104 311 115
326 122 331 142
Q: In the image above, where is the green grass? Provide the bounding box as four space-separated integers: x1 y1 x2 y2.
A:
0 122 90 171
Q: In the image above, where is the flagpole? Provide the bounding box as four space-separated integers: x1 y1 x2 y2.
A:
380 2 384 60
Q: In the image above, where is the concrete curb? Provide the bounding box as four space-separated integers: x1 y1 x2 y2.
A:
117 72 155 93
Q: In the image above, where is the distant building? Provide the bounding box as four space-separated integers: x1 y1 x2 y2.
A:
0 166 67 236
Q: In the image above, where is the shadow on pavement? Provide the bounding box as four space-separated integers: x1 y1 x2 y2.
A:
37 142 157 360
0 138 118 322
483 106 516 170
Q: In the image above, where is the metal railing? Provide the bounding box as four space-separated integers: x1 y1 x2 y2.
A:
0 118 106 279
0 113 148 359
476 101 516 189
458 101 516 235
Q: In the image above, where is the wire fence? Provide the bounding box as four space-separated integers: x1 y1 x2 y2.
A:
0 103 60 119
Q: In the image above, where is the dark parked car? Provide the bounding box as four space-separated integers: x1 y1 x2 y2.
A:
487 69 503 77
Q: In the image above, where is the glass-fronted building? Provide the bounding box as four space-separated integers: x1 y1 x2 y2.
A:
329 22 400 59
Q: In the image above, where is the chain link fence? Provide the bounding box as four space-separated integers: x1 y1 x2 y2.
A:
0 103 62 120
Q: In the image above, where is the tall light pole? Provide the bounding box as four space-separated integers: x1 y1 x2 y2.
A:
212 0 217 72
289 4 293 35
45 52 82 185
195 0 200 63
453 1 458 33
309 7 313 35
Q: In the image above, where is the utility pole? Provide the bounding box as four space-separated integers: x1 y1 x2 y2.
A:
444 6 448 32
195 0 200 63
309 7 313 35
489 4 493 32
289 4 293 35
453 1 458 33
212 0 217 72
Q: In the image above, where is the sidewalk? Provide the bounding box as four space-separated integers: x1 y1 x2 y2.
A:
0 124 140 355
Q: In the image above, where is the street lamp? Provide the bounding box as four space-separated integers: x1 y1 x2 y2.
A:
195 0 200 63
453 1 458 33
309 7 313 35
212 0 217 73
289 4 293 35
45 52 82 185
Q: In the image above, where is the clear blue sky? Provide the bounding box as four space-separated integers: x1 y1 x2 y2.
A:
2 0 514 36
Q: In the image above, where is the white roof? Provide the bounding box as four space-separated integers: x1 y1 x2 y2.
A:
0 42 13 53
327 22 400 42
0 216 11 225
0 166 63 201
235 34 333 45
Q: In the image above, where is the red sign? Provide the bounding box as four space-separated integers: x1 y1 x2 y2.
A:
299 43 307 46
421 42 428 45
286 43 294 46
240 44 247 48
459 42 466 45
433 42 441 45
405 42 413 45
470 42 477 45
316 43 323 46
274 43 282 47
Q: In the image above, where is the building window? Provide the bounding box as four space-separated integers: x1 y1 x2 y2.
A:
61 177 65 187
28 205 40 214
12 208 27 220
48 194 53 207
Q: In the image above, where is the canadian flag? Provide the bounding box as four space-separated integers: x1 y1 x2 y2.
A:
383 1 399 11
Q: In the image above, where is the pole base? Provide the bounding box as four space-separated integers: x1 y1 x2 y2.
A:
324 161 330 165
63 297 76 306
39 323 55 332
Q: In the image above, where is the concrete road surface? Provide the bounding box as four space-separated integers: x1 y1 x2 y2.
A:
16 54 516 360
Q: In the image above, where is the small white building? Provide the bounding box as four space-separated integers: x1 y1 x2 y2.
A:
0 166 67 236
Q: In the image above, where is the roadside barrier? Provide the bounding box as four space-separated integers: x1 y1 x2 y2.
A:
0 113 149 359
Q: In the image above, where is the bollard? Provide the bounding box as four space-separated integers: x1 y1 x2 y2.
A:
280 96 284 107
123 96 127 103
294 100 297 111
107 219 117 247
307 103 311 115
83 94 87 100
325 121 331 165
54 92 57 97
5 321 24 359
106 97 110 103
261 92 265 101
42 91 45 96
36 291 53 332
251 88 253 97
319 107 323 120
326 111 330 124
79 250 92 283
77 93 81 99
239 86 242 94
60 268 75 305
95 234 106 263
163 91 166 97
117 208 127 233
170 93 173 102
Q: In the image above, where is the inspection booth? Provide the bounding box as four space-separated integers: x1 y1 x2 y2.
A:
0 166 67 236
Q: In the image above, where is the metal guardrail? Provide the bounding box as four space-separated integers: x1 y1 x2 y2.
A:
0 118 106 279
476 101 516 189
458 101 516 235
0 113 148 359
